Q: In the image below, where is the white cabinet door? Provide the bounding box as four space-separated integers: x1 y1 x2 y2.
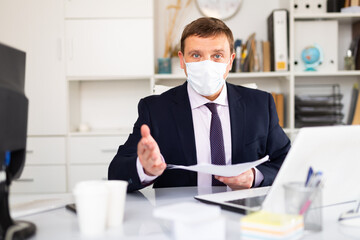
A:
65 0 153 18
12 166 66 193
68 165 108 191
26 137 66 165
69 136 127 164
66 19 154 76
0 0 66 135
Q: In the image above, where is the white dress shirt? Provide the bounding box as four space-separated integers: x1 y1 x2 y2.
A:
136 83 264 187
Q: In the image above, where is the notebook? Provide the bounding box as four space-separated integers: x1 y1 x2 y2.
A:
195 125 360 214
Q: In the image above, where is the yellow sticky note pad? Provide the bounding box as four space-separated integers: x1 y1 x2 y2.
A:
240 210 303 240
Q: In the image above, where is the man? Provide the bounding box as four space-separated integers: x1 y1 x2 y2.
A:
108 17 290 192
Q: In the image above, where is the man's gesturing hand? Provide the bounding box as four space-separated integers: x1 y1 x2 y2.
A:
137 124 166 176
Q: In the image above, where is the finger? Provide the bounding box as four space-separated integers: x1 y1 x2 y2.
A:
149 162 167 176
140 125 157 150
156 162 167 172
141 124 151 138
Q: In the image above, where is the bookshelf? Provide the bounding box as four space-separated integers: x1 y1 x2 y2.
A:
290 1 360 134
153 0 360 141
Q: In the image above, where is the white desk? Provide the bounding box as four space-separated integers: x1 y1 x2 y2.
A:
9 187 360 240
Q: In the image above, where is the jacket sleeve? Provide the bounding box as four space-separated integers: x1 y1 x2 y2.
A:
257 93 291 186
108 98 152 192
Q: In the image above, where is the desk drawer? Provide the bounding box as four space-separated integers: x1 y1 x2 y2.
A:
11 166 66 193
68 165 108 191
26 137 66 164
69 136 127 164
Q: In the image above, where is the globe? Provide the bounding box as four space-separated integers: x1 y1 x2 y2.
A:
301 45 323 71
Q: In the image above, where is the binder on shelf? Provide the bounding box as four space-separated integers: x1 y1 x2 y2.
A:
352 90 360 125
276 93 285 128
327 0 345 12
352 21 360 70
271 92 277 105
242 33 256 72
262 41 271 72
267 9 289 72
347 84 359 124
345 0 350 7
351 0 359 6
255 40 262 72
272 92 285 128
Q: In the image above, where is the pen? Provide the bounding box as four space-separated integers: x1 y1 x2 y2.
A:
305 166 313 187
307 171 322 188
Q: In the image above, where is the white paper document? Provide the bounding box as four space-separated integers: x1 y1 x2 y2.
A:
166 155 269 177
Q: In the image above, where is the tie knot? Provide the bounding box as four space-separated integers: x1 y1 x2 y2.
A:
205 103 218 114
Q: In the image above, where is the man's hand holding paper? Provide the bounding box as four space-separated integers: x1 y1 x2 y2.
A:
167 156 269 190
215 168 256 190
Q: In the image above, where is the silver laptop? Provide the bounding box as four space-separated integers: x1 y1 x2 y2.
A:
195 125 360 214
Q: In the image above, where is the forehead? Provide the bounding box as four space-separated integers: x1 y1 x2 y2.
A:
184 34 231 54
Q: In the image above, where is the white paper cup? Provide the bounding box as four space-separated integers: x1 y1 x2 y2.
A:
106 180 128 228
73 181 109 236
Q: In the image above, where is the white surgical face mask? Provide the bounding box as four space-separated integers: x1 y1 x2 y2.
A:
185 60 228 96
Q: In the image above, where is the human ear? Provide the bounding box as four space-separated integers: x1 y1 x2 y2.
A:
178 51 185 69
230 52 236 65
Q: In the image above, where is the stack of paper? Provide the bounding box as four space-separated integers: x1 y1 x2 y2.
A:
240 211 303 240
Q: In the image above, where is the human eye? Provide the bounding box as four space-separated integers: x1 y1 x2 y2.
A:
192 53 200 58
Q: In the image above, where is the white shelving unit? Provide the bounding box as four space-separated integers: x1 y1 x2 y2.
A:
290 1 360 134
64 0 155 191
0 0 68 194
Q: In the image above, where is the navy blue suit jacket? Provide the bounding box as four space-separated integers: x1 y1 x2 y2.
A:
108 82 291 192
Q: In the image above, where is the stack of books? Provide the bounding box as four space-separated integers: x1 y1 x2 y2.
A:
295 85 344 128
240 210 304 240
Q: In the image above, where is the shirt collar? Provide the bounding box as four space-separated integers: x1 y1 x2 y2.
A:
187 82 228 110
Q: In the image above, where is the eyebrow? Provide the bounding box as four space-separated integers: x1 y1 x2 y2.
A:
212 49 225 54
187 49 202 55
187 49 226 55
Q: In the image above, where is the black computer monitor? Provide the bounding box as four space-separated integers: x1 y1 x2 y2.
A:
0 42 35 239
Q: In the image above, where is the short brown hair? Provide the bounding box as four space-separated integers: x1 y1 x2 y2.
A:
180 17 234 54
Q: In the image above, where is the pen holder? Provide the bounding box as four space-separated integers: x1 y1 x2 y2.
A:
283 182 322 231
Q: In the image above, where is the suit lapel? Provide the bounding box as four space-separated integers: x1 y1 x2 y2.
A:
227 83 246 164
171 82 197 166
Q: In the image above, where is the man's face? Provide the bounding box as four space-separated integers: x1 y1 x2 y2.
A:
178 33 235 80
